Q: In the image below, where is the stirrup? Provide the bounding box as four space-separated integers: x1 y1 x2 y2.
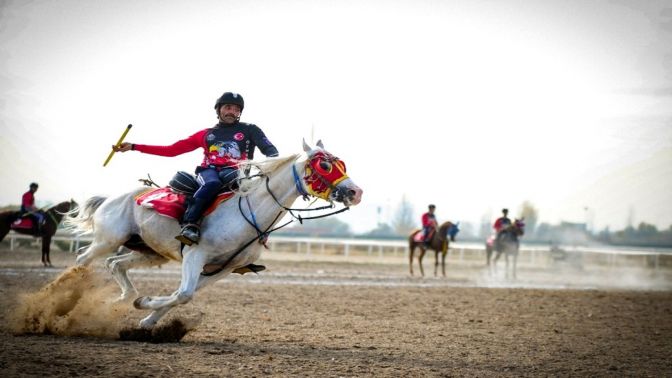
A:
175 224 200 246
232 263 266 275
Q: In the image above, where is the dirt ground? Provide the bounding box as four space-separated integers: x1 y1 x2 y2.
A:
0 247 671 377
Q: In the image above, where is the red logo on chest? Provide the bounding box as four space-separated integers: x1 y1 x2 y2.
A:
233 132 244 141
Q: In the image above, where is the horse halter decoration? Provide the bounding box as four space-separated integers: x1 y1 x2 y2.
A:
299 150 349 202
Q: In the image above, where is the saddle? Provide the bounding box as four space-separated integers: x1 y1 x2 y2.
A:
413 228 435 243
11 212 43 231
134 171 235 221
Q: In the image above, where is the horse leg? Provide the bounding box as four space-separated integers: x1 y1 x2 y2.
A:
134 248 208 329
505 252 510 279
512 251 518 280
76 236 126 266
418 248 426 277
41 235 52 267
434 251 439 277
144 267 238 327
493 250 502 275
441 250 447 277
409 245 415 276
105 250 169 301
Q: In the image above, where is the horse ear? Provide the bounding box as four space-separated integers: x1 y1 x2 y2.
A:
316 139 324 149
302 138 312 152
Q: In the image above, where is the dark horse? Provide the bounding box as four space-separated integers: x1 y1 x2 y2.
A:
409 221 460 277
486 218 525 279
0 200 77 267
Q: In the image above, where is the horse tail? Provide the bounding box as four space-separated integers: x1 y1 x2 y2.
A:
63 196 107 235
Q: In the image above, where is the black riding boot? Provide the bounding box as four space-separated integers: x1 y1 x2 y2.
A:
175 197 210 246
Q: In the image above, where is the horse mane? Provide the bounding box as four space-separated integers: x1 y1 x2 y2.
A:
236 154 302 194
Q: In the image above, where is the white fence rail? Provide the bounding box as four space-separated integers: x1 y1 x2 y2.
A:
3 232 671 270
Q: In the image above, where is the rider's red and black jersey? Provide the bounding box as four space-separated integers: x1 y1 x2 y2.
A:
21 191 35 213
493 217 511 232
133 122 279 169
421 212 437 228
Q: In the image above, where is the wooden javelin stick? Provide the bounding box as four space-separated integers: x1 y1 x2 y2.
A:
103 124 133 167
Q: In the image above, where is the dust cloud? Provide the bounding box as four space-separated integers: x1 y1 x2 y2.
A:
9 265 132 338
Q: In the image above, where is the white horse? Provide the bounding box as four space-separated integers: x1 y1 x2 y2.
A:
66 140 362 329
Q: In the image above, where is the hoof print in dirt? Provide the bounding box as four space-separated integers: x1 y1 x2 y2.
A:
119 319 189 343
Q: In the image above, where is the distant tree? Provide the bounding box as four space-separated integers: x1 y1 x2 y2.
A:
519 200 538 236
637 222 658 237
391 195 416 236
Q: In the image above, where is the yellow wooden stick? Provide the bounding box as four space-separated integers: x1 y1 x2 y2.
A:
103 124 133 167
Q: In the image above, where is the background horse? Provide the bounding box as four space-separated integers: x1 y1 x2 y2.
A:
65 140 363 330
0 200 77 267
486 218 525 279
408 221 460 277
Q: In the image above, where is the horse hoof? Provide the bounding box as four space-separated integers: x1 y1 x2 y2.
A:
133 296 147 309
139 318 156 330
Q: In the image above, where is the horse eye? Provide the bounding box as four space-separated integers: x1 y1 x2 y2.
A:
319 161 332 171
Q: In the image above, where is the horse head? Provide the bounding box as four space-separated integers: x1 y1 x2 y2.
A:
51 199 78 215
448 221 460 241
438 221 460 242
514 218 525 236
301 139 363 207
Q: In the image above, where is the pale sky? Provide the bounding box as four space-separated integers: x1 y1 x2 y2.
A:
1 0 671 234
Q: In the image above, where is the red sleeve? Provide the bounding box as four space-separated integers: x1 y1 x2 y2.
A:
134 129 208 157
493 218 502 230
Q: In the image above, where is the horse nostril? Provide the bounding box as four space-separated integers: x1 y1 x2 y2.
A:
347 189 356 197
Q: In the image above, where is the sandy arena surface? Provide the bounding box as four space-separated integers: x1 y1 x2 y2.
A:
0 246 671 377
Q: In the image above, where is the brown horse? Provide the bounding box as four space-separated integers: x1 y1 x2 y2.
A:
0 200 77 267
408 221 459 277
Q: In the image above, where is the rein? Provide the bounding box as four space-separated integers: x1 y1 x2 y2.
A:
265 176 350 223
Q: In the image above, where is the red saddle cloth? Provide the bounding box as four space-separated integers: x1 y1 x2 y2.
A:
134 187 235 220
11 217 34 230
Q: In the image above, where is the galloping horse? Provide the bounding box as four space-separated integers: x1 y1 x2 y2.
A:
486 218 525 279
66 140 363 330
0 200 78 267
408 221 460 277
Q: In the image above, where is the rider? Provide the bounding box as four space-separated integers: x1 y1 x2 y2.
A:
113 91 279 245
493 208 512 245
21 182 45 232
421 204 438 246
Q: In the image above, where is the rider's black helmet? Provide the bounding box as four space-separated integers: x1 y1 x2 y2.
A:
29 182 38 188
214 92 244 112
428 204 436 209
502 208 509 213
